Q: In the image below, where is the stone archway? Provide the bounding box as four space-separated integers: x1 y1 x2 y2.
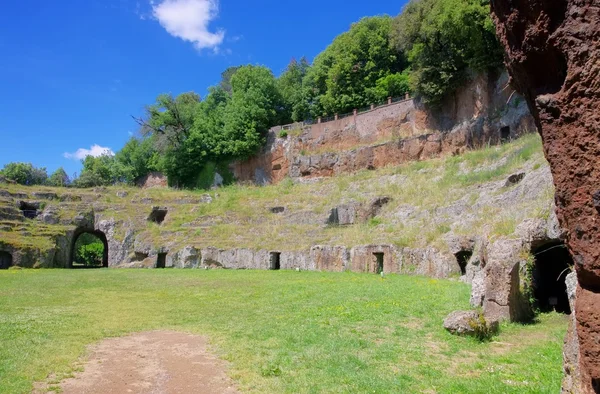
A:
531 241 573 314
70 229 109 268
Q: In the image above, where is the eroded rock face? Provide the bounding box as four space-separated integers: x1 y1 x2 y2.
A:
490 1 600 391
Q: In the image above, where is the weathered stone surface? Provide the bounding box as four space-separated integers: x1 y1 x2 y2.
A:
349 245 399 274
310 246 349 272
443 311 499 337
482 239 530 323
504 173 525 187
59 193 82 202
359 196 391 221
443 311 480 336
31 192 57 200
326 203 358 226
136 172 168 188
0 242 55 269
232 73 534 184
199 247 270 270
116 191 128 198
470 270 486 307
490 1 600 389
401 247 460 278
168 246 201 269
280 250 313 271
562 272 581 393
39 207 60 225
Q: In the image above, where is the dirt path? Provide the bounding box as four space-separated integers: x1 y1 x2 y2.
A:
40 331 239 394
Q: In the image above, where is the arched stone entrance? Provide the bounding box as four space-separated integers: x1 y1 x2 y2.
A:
70 229 109 268
531 241 573 314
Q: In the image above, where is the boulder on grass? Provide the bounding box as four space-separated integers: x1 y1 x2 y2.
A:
443 310 499 339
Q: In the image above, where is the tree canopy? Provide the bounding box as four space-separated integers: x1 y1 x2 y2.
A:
392 0 503 105
304 16 407 117
0 163 47 185
9 4 505 190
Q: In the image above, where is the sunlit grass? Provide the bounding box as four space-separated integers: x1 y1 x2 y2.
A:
0 269 566 393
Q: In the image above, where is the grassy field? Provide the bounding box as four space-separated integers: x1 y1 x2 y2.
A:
0 269 566 393
0 134 552 256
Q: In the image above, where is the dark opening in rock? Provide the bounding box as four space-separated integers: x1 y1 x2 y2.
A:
270 206 285 214
0 251 12 269
374 252 384 274
591 378 600 393
500 126 511 142
455 251 472 276
148 207 168 224
19 201 40 219
270 252 281 270
134 252 149 262
505 172 526 187
71 230 108 268
272 164 282 171
531 241 573 314
156 253 167 268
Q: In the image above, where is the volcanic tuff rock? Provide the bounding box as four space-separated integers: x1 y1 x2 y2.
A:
491 0 600 391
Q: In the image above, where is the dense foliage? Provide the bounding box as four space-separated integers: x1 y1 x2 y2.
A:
392 0 503 105
1 4 504 189
0 162 48 185
303 16 408 117
73 233 104 267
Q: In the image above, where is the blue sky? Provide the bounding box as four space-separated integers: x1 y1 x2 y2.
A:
0 0 406 177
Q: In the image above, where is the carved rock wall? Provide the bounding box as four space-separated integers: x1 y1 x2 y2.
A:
232 72 535 185
490 1 600 391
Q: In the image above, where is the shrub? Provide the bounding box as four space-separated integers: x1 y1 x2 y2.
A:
468 311 498 342
279 130 288 139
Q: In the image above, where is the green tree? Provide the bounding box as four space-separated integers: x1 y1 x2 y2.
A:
220 65 284 157
48 167 70 187
74 154 116 187
219 66 242 95
0 162 48 185
304 16 406 117
278 57 311 122
138 92 201 150
74 233 104 267
137 92 204 187
392 0 504 105
113 136 159 184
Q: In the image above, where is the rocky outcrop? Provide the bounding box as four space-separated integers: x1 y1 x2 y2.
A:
563 272 582 393
136 172 168 188
490 1 600 391
481 239 530 323
232 72 535 185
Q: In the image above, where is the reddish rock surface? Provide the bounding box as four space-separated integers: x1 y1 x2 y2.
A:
136 171 168 188
490 1 600 392
232 72 535 184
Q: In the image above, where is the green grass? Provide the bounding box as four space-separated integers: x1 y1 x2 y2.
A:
0 133 554 259
0 269 567 393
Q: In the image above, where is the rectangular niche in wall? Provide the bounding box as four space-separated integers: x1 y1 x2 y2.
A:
374 252 384 274
0 251 12 269
270 252 281 270
500 126 511 142
156 253 167 269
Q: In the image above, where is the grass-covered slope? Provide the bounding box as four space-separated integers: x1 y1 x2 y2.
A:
0 270 566 393
0 133 554 258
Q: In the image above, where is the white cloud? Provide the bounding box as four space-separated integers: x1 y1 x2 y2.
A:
152 0 225 51
64 145 115 160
